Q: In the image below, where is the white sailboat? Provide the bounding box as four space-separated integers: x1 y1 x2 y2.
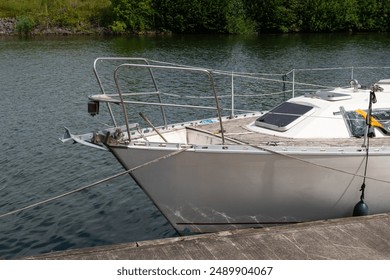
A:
62 58 390 233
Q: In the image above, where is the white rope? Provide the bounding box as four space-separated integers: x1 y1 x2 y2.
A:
0 147 190 219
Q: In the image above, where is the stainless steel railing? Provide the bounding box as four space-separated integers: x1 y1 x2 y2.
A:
92 58 225 143
91 58 390 145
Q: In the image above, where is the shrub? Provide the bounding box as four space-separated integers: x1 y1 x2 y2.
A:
15 16 35 36
110 20 127 33
110 0 154 33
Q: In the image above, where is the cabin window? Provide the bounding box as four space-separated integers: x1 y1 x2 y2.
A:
255 102 314 132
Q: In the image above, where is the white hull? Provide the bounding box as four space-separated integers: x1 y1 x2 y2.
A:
63 59 390 234
109 144 390 233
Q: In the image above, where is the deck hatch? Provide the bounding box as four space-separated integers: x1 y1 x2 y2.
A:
255 102 314 131
342 107 390 137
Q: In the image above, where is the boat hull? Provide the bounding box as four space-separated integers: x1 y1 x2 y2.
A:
109 144 390 233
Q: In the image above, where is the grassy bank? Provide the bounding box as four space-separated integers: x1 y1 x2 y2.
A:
0 0 111 33
0 0 111 17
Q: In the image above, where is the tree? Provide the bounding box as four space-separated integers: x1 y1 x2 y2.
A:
110 0 154 33
225 0 256 34
153 0 253 33
243 0 300 33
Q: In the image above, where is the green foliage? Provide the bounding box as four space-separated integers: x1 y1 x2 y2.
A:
0 0 111 30
298 0 357 31
2 0 390 34
110 0 154 33
245 0 390 33
152 0 255 33
225 0 256 34
15 15 35 35
355 0 386 31
110 20 127 33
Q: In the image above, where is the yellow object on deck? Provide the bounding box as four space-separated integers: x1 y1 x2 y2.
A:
355 109 384 128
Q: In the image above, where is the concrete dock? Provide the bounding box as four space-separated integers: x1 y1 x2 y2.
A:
25 213 390 260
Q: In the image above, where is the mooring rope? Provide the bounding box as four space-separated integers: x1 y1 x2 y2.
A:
0 147 190 219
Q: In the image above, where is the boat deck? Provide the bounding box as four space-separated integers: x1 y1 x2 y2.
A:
196 116 390 148
23 213 390 260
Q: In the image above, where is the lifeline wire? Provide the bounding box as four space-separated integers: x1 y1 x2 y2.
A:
0 147 190 219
